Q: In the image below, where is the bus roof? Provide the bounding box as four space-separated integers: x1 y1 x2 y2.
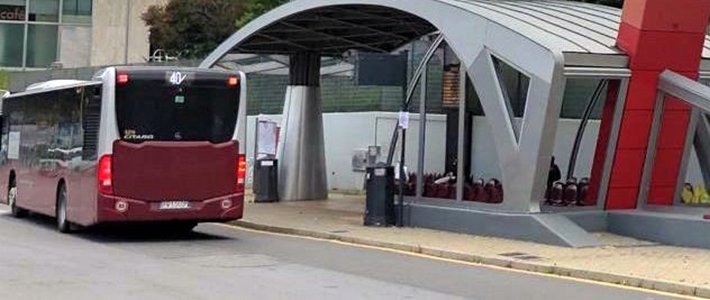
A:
5 80 102 99
110 66 239 76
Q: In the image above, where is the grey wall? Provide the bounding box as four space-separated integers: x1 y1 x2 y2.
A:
90 0 165 66
245 112 607 191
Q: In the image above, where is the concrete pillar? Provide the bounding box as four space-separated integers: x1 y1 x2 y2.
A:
277 52 328 201
605 0 710 209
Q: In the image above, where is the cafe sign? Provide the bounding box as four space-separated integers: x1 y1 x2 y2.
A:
0 5 26 21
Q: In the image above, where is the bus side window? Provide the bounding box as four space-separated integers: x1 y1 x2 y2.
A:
82 87 101 161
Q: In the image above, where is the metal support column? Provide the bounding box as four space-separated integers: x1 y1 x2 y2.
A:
416 67 428 199
277 51 328 201
456 69 467 201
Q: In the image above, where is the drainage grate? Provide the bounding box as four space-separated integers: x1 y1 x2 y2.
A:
329 230 349 234
498 252 542 261
498 252 527 257
513 255 542 260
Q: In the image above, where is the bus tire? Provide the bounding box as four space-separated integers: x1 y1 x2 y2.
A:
56 184 71 233
9 176 27 218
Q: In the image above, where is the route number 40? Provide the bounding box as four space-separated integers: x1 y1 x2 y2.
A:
169 71 187 85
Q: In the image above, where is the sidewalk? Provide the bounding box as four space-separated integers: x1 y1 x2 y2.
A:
232 193 710 298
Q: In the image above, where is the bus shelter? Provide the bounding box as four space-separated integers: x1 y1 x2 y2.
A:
201 0 710 247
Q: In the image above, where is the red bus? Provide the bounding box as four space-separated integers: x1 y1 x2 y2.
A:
0 67 247 233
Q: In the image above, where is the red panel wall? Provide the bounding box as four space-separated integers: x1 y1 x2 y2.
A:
605 0 710 209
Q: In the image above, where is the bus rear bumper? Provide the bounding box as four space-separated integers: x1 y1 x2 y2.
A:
96 193 244 223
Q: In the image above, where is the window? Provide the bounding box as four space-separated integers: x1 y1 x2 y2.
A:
26 24 58 67
82 86 101 160
115 74 240 144
0 0 25 5
29 0 58 22
1 0 93 68
0 0 26 21
0 23 24 67
62 0 91 24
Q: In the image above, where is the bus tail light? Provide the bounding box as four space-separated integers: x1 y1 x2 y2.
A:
117 73 129 85
98 155 113 195
228 76 239 86
236 154 246 193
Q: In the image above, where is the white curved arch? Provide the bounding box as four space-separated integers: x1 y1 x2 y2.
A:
200 0 564 79
202 0 572 212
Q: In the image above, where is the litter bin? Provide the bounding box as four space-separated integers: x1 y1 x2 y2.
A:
254 159 279 202
364 164 395 226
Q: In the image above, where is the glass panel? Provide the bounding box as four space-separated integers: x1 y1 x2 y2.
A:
29 0 58 22
3 88 82 173
465 74 503 203
491 55 530 141
59 26 89 67
387 49 422 198
0 23 24 67
676 111 710 206
421 54 456 200
62 0 91 23
26 24 58 68
115 70 240 144
545 78 609 207
0 0 26 21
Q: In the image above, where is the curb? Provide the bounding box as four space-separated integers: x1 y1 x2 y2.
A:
232 220 710 299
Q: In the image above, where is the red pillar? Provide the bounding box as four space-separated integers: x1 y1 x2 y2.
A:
605 0 710 210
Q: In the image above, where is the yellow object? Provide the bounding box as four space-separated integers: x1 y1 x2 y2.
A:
696 185 710 204
681 185 694 204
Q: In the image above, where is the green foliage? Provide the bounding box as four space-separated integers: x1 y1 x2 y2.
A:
236 0 288 28
0 69 8 90
142 0 247 59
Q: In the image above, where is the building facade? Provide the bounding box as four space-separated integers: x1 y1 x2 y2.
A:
0 0 163 70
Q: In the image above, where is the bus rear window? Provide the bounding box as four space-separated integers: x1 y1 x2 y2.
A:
115 76 239 144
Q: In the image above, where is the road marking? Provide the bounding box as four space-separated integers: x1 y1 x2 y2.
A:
212 223 703 300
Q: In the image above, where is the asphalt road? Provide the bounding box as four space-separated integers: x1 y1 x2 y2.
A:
0 205 685 300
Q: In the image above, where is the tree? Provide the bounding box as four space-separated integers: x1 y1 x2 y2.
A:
236 0 288 28
142 0 247 59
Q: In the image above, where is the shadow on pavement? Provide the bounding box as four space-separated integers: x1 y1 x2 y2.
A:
1 211 232 243
79 224 233 244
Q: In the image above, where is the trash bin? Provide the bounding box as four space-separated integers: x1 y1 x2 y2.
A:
364 164 395 226
254 159 279 202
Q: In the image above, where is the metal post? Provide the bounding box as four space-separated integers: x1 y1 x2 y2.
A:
398 126 406 227
416 66 427 199
456 67 467 201
567 79 607 179
637 91 667 208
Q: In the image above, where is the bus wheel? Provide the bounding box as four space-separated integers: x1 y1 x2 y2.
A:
9 180 27 218
56 184 71 233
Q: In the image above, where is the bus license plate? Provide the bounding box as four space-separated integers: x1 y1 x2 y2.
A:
159 201 191 210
